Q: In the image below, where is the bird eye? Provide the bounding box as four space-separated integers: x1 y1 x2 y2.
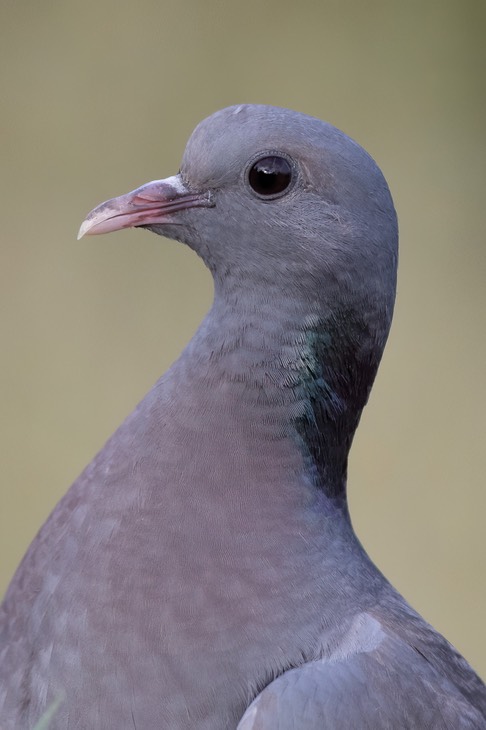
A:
248 156 293 197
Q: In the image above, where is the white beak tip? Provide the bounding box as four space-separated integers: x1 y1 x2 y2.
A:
77 219 92 240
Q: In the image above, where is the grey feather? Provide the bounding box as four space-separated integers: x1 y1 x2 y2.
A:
1 105 484 728
238 615 484 729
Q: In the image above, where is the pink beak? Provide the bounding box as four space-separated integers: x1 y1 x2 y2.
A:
77 175 212 240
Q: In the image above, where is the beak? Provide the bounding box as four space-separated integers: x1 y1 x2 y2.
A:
77 175 212 240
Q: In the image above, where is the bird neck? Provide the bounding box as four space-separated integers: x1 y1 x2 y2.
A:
180 287 381 506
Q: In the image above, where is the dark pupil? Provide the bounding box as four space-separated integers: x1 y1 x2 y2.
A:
248 156 292 196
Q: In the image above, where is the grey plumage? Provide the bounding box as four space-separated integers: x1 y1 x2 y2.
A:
1 104 485 728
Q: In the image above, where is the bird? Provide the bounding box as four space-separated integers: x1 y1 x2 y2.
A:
1 104 485 729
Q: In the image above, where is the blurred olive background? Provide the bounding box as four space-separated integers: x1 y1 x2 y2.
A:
1 0 485 675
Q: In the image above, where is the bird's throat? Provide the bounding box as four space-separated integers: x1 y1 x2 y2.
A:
181 297 380 505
